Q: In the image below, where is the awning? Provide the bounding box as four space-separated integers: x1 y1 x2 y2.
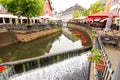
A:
49 17 60 20
100 18 108 22
39 14 52 19
0 14 18 18
88 12 118 19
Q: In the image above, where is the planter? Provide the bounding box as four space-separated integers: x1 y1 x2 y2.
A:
95 60 105 71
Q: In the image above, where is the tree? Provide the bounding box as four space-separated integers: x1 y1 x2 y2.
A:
72 10 81 18
0 0 44 24
89 0 105 14
80 9 89 16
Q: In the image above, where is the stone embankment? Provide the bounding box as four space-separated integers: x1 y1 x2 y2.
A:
0 31 17 47
15 28 61 42
0 28 61 47
67 23 92 46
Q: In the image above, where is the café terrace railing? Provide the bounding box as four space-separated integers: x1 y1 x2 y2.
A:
0 23 61 31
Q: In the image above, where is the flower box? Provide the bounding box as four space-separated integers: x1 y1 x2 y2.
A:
95 59 105 71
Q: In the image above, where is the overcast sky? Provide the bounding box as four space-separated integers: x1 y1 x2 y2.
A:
51 0 98 12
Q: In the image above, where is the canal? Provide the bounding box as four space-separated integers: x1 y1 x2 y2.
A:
0 28 85 63
0 25 92 80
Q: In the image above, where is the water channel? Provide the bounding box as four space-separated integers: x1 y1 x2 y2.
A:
0 28 84 63
9 52 90 80
0 27 91 80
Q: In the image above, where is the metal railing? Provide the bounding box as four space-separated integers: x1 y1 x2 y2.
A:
66 22 114 80
95 29 114 80
0 23 61 31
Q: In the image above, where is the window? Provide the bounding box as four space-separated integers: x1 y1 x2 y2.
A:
46 9 48 13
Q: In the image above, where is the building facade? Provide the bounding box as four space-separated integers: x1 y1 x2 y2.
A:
41 0 53 16
40 0 53 23
58 4 84 22
0 0 53 24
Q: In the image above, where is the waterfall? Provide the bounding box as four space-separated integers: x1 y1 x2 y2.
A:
9 52 90 80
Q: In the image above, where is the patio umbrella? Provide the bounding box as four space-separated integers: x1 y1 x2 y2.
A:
88 12 118 19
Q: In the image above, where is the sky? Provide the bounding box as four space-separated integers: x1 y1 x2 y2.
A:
51 0 98 12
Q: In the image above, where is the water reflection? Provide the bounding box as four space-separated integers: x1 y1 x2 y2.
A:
0 32 62 63
0 29 83 63
49 34 82 54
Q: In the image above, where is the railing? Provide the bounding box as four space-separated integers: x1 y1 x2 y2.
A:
95 29 114 80
0 23 61 31
67 22 114 80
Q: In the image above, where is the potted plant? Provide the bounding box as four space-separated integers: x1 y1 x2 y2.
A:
88 48 105 71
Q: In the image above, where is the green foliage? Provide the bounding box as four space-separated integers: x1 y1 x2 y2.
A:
72 10 81 18
0 0 44 17
91 28 97 39
88 48 101 63
92 33 97 39
80 9 89 16
89 0 105 14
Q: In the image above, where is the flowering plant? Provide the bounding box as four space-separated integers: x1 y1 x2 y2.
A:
0 66 9 74
0 66 5 73
88 48 102 63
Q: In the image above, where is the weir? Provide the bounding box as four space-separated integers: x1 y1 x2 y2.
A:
9 53 91 80
0 24 93 80
0 45 92 80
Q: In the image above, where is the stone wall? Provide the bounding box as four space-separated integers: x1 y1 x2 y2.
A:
67 23 92 46
0 28 61 47
16 28 62 42
0 31 17 47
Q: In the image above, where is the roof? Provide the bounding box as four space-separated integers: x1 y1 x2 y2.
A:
60 4 84 15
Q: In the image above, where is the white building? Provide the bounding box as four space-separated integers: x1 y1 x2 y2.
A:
58 4 84 22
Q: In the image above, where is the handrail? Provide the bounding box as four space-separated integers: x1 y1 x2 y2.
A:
95 28 114 80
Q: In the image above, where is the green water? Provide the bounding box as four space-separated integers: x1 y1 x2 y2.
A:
0 29 85 63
